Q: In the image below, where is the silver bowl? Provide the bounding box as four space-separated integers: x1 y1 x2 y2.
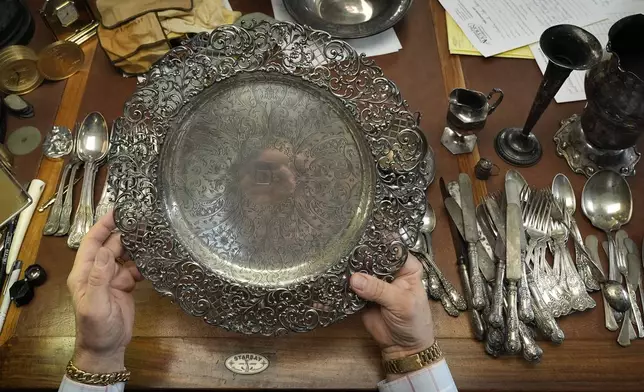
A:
283 0 413 39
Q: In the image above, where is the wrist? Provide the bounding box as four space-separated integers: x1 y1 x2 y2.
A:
381 338 437 381
73 347 126 374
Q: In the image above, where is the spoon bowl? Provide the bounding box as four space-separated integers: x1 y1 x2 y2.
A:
581 170 632 232
552 173 576 215
420 205 436 234
76 112 109 163
603 280 630 312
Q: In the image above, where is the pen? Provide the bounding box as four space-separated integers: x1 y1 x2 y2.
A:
0 260 22 333
0 217 17 292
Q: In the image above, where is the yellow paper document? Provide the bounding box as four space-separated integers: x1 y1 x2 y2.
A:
445 14 534 59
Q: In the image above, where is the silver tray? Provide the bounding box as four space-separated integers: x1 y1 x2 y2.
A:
110 21 430 335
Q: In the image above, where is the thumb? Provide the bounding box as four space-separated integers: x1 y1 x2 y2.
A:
350 273 402 309
85 247 117 303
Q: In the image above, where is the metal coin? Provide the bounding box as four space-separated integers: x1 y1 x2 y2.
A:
7 126 42 156
37 41 85 81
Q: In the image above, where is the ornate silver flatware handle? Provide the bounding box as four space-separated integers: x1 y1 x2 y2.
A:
56 162 81 236
489 259 505 328
469 244 485 310
95 175 115 221
518 264 534 323
504 283 521 354
67 162 96 249
458 262 485 340
43 163 73 235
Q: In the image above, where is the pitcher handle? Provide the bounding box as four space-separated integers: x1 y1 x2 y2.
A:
486 88 504 115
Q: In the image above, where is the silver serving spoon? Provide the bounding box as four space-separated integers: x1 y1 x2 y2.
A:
67 113 110 249
552 173 600 290
581 170 632 312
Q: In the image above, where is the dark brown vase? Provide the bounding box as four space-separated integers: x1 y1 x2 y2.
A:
582 14 644 151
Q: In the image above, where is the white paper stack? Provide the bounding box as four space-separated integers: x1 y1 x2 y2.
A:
440 0 644 102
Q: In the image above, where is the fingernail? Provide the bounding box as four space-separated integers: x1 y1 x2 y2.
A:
351 274 367 290
95 248 109 267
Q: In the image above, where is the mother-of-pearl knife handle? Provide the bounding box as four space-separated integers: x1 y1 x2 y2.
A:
6 179 45 273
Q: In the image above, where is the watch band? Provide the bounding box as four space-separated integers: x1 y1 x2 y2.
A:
66 360 131 386
382 341 443 374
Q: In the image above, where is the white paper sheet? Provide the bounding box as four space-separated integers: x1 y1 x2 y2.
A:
270 0 402 57
530 0 644 103
439 0 606 57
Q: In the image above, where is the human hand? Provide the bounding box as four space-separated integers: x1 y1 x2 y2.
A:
67 211 143 373
350 254 434 368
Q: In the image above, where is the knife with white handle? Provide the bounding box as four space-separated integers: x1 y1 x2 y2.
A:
504 202 522 354
458 173 485 310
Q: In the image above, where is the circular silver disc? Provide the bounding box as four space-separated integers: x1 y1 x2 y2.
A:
7 126 42 156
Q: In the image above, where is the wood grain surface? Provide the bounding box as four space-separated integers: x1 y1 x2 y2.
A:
1 0 644 390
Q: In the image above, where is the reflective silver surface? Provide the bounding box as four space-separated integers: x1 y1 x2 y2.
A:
581 170 632 233
42 126 73 159
110 21 429 335
68 112 109 249
283 0 412 38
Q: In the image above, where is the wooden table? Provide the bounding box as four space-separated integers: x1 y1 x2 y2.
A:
2 1 644 390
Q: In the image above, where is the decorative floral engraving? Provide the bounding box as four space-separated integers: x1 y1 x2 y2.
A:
110 21 430 335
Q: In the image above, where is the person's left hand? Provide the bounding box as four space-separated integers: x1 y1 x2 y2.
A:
67 211 143 373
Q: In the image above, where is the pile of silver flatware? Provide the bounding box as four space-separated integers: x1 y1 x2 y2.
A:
437 170 638 362
42 112 113 249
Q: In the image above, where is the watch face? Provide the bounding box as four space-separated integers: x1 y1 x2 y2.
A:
55 1 79 27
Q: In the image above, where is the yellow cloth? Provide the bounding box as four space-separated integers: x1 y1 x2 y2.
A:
159 0 240 34
96 0 240 75
96 0 193 28
97 13 168 62
446 14 534 59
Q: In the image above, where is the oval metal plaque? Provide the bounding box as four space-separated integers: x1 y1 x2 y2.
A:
225 353 270 375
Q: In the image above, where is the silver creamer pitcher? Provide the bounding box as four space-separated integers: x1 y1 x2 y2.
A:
441 87 503 155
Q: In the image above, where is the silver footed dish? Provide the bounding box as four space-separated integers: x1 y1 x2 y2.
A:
109 21 430 335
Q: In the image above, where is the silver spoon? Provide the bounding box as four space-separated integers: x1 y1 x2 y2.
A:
67 113 109 249
42 126 75 235
552 173 600 290
581 170 632 310
413 234 467 311
506 169 529 202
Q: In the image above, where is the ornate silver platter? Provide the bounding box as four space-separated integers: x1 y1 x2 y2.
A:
110 21 429 335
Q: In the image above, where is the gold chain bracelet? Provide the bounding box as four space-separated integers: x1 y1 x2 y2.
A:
66 360 131 386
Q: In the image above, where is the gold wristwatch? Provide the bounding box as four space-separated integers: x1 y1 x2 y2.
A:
382 341 443 374
66 360 131 385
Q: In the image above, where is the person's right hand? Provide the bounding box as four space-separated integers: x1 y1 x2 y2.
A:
350 254 435 374
67 211 143 374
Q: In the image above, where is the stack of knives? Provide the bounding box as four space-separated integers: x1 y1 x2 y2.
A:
439 173 544 362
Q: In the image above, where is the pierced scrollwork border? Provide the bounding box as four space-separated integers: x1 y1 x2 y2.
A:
110 20 430 335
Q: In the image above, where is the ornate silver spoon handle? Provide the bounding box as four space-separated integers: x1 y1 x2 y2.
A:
518 320 542 362
56 162 82 236
67 161 95 249
424 233 467 311
518 263 534 322
43 163 73 235
95 175 114 221
457 258 485 340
